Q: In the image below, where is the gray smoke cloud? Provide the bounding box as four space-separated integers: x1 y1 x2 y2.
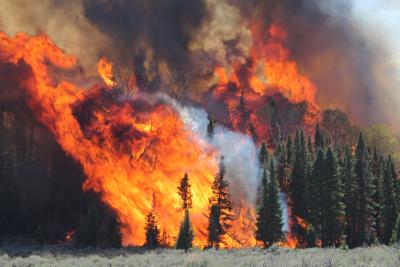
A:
314 0 400 133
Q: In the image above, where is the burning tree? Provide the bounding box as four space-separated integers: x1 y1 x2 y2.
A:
176 173 194 251
177 172 192 210
207 157 234 248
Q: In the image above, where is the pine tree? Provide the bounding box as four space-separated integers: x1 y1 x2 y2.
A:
96 221 108 248
259 142 269 168
322 147 344 247
309 148 324 242
144 209 160 248
275 142 287 190
207 115 216 138
208 204 221 248
342 146 357 247
207 156 233 248
265 160 283 246
379 158 399 244
255 168 268 247
290 130 307 246
286 135 293 165
390 213 400 244
176 208 194 251
354 132 376 246
107 215 122 248
178 172 192 210
314 124 324 149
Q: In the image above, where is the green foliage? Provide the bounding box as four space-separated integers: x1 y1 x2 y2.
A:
354 132 377 246
364 125 400 165
207 156 233 248
176 209 194 251
390 213 400 244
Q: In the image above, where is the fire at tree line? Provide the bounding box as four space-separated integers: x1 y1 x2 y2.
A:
0 100 400 251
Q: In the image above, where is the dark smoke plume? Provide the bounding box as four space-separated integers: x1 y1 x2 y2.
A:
0 0 399 133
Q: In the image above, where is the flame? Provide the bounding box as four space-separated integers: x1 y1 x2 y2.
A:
0 32 222 247
65 230 75 241
211 24 319 142
98 57 116 88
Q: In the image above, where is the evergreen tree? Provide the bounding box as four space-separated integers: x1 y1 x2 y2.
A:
275 142 287 190
75 214 90 246
107 215 122 248
265 160 283 246
207 156 233 248
321 147 344 247
315 124 324 149
144 209 160 248
309 148 325 242
176 208 194 251
208 204 221 248
178 172 192 210
290 130 307 245
354 133 376 246
342 146 357 247
96 221 108 248
255 168 268 247
259 142 269 168
207 115 216 138
390 213 400 244
379 158 399 244
286 135 293 165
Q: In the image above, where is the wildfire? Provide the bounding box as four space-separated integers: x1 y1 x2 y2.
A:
211 24 319 142
98 57 116 88
0 23 321 250
0 32 220 247
65 230 75 241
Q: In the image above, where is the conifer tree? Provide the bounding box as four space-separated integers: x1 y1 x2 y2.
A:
178 172 192 210
259 142 269 168
286 135 293 165
207 115 216 138
176 208 194 251
379 158 399 244
314 124 324 149
275 141 287 189
309 148 324 241
265 160 283 245
390 213 400 244
144 210 160 248
290 130 307 245
342 146 357 247
207 156 233 248
322 147 344 247
255 168 268 247
354 132 376 246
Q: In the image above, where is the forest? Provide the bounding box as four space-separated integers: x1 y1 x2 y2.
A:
1 95 399 251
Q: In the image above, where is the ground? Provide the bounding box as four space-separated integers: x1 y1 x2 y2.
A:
0 244 399 267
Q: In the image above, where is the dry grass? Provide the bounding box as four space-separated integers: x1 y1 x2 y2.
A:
0 244 399 267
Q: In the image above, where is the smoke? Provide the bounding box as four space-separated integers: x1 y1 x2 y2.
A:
162 94 260 204
0 0 399 133
0 0 109 73
314 0 400 133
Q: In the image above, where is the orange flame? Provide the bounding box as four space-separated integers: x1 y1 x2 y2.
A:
98 57 116 88
0 32 222 247
212 24 319 141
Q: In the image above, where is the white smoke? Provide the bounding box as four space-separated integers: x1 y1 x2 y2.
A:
162 94 260 204
314 0 400 133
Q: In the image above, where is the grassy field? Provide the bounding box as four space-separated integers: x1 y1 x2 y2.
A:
0 244 399 267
